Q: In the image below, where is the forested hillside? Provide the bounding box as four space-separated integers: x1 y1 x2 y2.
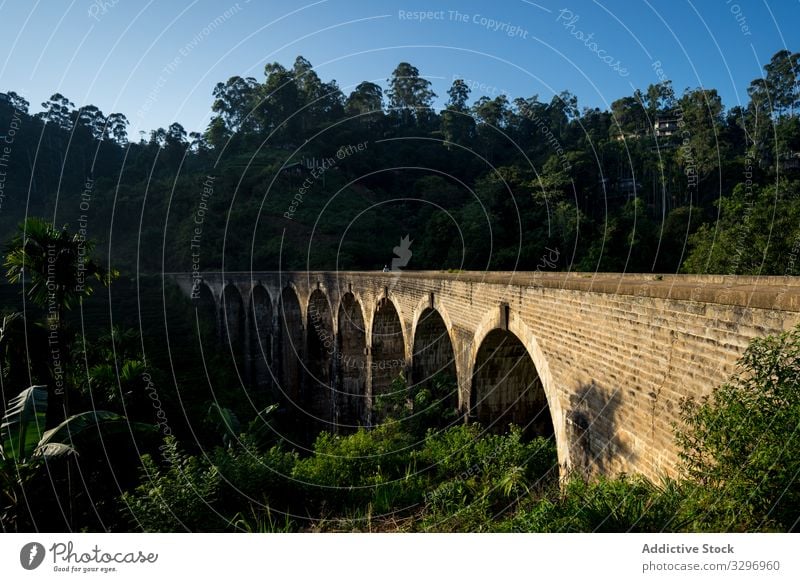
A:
1 50 799 274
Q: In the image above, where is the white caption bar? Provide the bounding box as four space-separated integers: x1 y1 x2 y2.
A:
1 533 797 581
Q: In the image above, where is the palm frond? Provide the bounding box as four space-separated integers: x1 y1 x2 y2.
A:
0 386 48 460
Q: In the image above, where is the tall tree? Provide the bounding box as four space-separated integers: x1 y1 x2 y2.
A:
149 127 167 148
472 95 511 159
610 95 648 137
446 79 470 112
166 122 188 148
211 75 259 133
258 62 301 138
745 77 774 165
645 81 676 120
345 81 384 126
763 49 800 117
5 91 29 114
204 116 230 151
387 62 436 125
292 55 324 129
188 131 206 153
76 105 107 141
676 87 724 182
36 93 76 130
317 79 345 123
442 79 474 147
291 56 346 129
105 112 129 145
510 95 548 150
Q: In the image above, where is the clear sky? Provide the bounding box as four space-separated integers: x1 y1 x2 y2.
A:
1 0 798 137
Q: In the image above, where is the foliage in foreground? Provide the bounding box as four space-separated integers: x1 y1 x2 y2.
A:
675 326 800 532
1 386 155 531
121 421 559 532
121 324 800 532
121 436 298 532
499 475 687 532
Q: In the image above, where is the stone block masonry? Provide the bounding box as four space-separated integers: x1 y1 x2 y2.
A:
168 271 800 481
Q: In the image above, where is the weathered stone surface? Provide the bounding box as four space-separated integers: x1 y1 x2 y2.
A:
170 271 800 480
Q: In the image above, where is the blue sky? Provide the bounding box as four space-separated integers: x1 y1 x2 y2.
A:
1 0 798 137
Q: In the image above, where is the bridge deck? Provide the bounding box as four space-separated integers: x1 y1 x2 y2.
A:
168 271 800 312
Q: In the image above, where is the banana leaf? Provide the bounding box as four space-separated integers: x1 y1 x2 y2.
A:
38 410 156 450
0 386 48 460
32 443 78 460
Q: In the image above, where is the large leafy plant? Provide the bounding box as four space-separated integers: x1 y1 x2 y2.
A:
1 385 155 529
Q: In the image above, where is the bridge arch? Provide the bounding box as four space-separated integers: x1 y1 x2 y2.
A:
468 308 567 469
306 289 335 429
411 305 458 413
337 292 367 428
278 286 303 406
192 281 218 335
248 285 274 393
221 284 245 370
370 296 407 420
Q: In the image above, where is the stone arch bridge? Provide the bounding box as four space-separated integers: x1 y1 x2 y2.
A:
169 271 800 481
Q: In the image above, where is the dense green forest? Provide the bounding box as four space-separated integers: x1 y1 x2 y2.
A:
1 49 799 274
2 51 800 532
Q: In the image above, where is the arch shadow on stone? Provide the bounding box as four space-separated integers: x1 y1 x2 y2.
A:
221 284 245 374
192 281 217 342
278 286 304 410
566 381 633 477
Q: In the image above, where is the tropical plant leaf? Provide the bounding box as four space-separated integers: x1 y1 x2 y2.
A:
245 404 280 449
0 386 48 460
207 403 241 447
36 410 157 452
4 217 116 311
247 404 278 429
120 359 147 383
0 312 24 348
33 442 78 460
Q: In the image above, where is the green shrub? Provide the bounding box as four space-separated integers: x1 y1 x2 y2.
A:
121 436 299 532
213 436 298 516
501 475 685 532
675 326 800 531
416 424 557 488
121 438 224 532
375 373 460 437
421 485 494 532
416 424 558 531
291 423 416 510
